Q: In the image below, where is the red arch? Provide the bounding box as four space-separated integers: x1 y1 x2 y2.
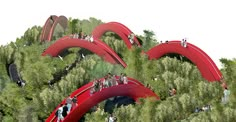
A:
92 23 133 49
42 37 122 65
40 15 58 42
146 41 222 81
47 16 68 41
46 77 159 122
108 22 141 46
40 15 68 42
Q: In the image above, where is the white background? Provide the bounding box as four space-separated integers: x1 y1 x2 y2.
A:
0 0 235 68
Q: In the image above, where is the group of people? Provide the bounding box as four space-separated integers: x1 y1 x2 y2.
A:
159 38 187 47
90 73 128 96
56 96 78 122
56 73 127 121
70 31 94 42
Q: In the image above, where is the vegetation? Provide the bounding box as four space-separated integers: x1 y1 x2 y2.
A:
0 17 235 122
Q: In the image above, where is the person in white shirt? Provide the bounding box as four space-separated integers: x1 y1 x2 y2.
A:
90 36 94 42
183 39 187 48
107 113 117 122
57 104 64 122
66 97 72 113
181 39 184 47
128 33 135 44
123 74 128 84
222 87 230 104
181 38 187 48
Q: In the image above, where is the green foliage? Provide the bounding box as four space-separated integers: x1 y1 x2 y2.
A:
22 61 53 90
52 24 66 41
66 17 102 35
16 26 42 46
0 83 27 120
1 115 14 122
138 30 158 51
88 57 123 79
123 47 145 81
102 32 128 59
220 58 236 82
85 109 108 122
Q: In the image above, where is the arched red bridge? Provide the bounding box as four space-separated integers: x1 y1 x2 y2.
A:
40 15 67 42
92 23 141 48
146 41 222 81
108 22 141 46
46 76 159 122
42 37 127 67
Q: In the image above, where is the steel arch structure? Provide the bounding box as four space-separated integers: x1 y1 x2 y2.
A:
40 15 68 42
40 15 57 42
108 22 141 46
92 23 140 49
42 37 126 66
146 41 222 81
46 76 159 122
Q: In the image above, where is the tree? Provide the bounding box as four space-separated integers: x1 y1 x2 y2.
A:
141 30 157 51
22 61 53 91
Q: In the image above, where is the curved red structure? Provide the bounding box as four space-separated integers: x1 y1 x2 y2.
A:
46 77 159 122
40 15 58 42
40 15 68 42
108 22 141 46
47 16 68 41
42 37 125 66
146 41 222 81
92 23 136 49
